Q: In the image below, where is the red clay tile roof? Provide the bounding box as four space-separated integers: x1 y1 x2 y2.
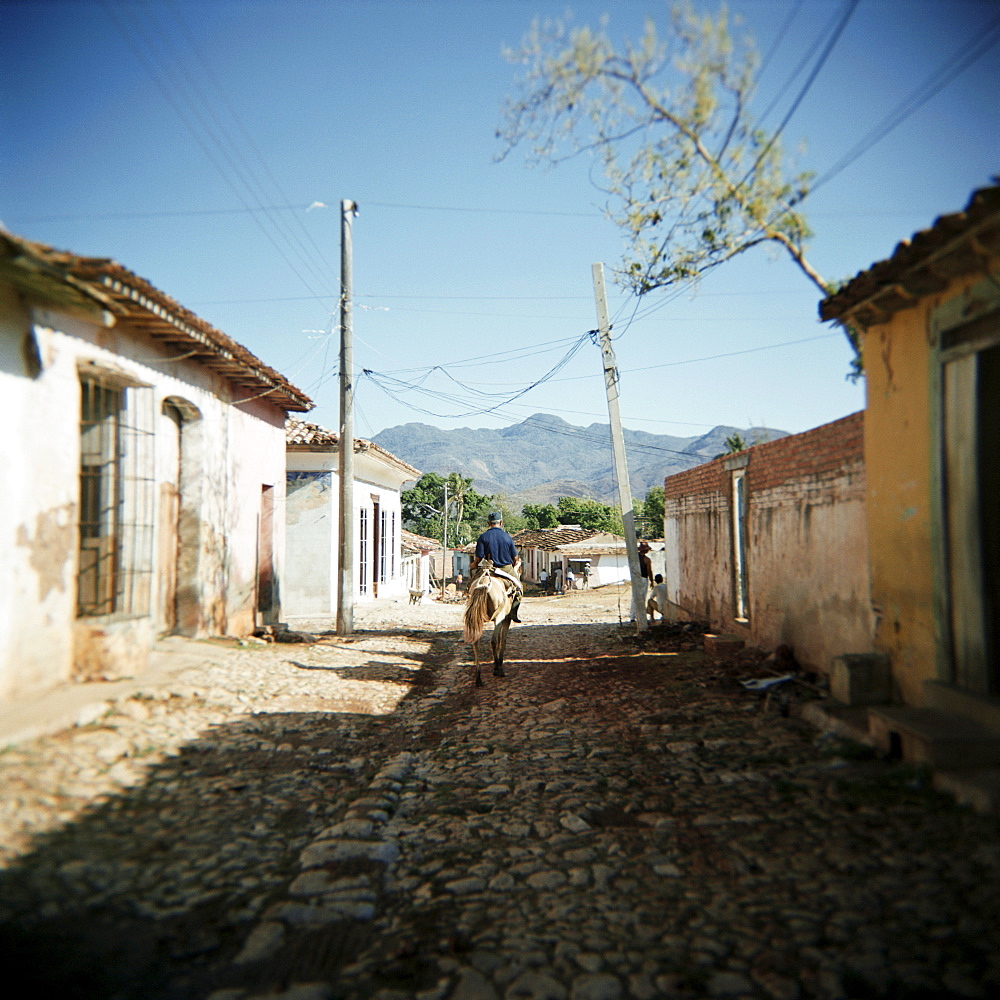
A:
512 527 627 550
3 230 313 412
401 529 442 552
820 184 1000 327
286 417 421 478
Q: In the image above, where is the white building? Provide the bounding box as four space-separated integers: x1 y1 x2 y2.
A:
0 232 313 701
514 527 654 589
285 418 421 612
401 529 441 597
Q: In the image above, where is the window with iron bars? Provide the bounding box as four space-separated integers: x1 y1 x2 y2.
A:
77 375 155 618
358 507 369 595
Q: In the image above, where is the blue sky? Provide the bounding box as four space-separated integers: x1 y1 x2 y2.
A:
2 0 998 442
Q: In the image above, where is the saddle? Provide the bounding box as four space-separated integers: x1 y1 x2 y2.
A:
474 558 522 597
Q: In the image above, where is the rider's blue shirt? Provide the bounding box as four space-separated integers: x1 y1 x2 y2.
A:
475 526 518 567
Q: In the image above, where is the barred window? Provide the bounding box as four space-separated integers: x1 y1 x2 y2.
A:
379 506 389 584
77 373 155 618
358 507 369 595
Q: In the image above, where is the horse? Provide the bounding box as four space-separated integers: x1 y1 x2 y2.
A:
463 563 518 687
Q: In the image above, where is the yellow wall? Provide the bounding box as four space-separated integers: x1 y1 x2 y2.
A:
863 305 937 705
862 269 998 705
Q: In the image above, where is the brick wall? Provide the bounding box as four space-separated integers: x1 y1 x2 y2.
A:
663 412 872 672
664 412 864 501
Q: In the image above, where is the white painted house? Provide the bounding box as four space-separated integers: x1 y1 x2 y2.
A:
0 231 312 702
285 418 421 612
514 528 661 589
401 529 441 597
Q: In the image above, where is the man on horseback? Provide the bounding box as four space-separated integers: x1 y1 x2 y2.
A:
471 512 522 623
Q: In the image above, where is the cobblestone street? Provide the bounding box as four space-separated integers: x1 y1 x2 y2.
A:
1 586 999 1000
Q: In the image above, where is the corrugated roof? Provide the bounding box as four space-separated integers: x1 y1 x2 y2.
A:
820 184 1000 327
286 417 421 478
2 230 313 413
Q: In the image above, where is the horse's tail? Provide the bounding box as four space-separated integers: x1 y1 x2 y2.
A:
463 579 492 644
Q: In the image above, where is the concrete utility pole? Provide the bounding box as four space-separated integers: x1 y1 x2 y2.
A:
337 200 358 636
592 262 648 632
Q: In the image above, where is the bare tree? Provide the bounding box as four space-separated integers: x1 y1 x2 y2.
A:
497 1 860 369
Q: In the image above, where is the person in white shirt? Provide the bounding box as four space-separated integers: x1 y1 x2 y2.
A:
647 573 671 621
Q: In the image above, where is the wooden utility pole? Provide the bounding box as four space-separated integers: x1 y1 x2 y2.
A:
337 200 357 635
592 263 648 631
441 482 449 601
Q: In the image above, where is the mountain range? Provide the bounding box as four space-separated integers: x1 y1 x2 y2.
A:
373 413 788 507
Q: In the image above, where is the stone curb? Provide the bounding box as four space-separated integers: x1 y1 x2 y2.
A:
207 641 468 998
210 751 415 998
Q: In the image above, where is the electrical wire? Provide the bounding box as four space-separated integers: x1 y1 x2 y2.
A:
804 12 1000 198
754 0 849 129
360 333 592 419
163 0 337 280
98 0 340 311
737 0 860 193
754 0 806 91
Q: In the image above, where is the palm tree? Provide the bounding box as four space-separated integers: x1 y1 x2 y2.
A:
446 472 475 528
724 432 749 454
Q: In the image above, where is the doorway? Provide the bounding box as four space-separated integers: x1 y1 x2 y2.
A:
942 314 1000 694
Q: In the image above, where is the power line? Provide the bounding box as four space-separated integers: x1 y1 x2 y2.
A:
164 0 336 279
806 12 1000 197
362 200 601 218
755 0 848 129
98 0 340 310
349 328 842 429
738 0 860 191
755 0 806 90
361 333 592 420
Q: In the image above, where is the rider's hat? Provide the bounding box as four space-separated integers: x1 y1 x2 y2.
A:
488 511 502 523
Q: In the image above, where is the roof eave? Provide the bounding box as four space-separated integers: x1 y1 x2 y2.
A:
819 184 1000 327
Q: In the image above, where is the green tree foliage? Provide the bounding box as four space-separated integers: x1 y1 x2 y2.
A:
401 473 446 537
725 431 749 453
497 1 860 371
640 486 665 537
523 497 624 533
522 503 561 530
445 472 475 527
402 473 507 545
556 497 624 533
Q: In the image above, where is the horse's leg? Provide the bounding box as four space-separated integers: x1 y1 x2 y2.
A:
492 618 511 677
472 638 483 687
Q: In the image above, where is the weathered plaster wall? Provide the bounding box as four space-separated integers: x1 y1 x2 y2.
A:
664 413 873 673
284 449 413 615
286 469 335 614
1 290 295 701
861 269 1000 705
0 287 76 698
226 401 290 633
863 304 937 704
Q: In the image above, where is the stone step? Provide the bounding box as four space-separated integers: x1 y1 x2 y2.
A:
924 681 1000 735
797 700 873 745
933 768 1000 814
868 706 1000 769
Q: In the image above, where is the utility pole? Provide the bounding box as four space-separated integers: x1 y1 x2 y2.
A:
441 482 448 601
592 262 648 632
337 200 358 636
